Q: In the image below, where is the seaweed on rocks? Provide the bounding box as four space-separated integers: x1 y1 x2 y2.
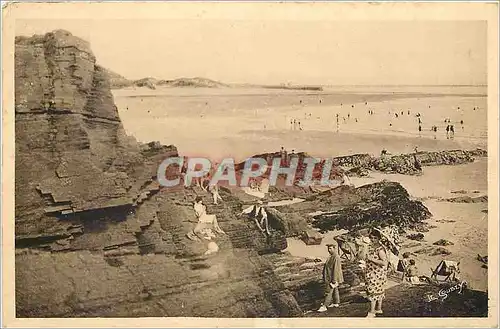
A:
311 181 432 232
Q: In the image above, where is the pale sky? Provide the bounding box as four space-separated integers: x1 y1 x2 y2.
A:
16 19 487 86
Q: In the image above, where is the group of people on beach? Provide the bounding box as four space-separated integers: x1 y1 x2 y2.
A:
290 118 303 131
318 226 425 317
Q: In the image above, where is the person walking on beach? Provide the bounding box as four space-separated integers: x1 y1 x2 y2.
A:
446 125 450 139
418 125 422 136
293 119 297 130
460 120 464 130
432 126 437 139
290 119 293 130
317 241 344 312
450 125 455 139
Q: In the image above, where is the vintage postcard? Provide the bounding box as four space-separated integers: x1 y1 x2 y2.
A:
2 1 498 328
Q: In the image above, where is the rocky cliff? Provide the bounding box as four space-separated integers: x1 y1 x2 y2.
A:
15 30 443 318
14 30 299 317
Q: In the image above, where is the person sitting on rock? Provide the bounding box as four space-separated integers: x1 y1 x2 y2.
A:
340 172 353 187
208 183 223 205
399 252 411 281
251 201 270 236
405 259 420 284
187 197 225 241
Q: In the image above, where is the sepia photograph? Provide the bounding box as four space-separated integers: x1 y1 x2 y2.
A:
2 1 498 327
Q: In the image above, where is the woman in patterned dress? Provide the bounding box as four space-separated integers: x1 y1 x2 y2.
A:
365 227 398 317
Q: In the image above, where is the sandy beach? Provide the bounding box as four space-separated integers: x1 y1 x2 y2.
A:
115 85 488 293
114 86 486 161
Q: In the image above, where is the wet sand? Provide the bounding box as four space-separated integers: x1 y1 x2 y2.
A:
114 85 488 291
114 86 486 161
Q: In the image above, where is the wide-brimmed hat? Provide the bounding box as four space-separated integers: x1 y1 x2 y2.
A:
373 226 400 253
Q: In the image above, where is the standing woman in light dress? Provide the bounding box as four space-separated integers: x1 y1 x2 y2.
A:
364 227 399 317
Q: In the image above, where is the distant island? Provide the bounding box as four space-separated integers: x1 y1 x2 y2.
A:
103 68 323 91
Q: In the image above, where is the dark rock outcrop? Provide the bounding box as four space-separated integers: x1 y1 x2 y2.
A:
308 182 432 232
433 239 454 246
301 229 323 245
235 149 487 182
407 233 425 241
443 195 488 203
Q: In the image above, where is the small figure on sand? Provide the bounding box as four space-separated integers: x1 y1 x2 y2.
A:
317 241 343 312
450 125 455 139
395 113 399 118
319 99 322 104
408 110 410 115
348 113 350 119
460 120 464 130
298 121 303 130
446 125 450 139
432 126 438 139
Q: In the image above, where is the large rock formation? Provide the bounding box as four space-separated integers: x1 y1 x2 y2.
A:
14 30 452 318
235 149 487 178
308 182 432 232
14 30 299 317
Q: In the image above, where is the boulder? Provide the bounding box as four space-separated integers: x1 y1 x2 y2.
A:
301 229 323 245
266 207 309 237
311 182 432 232
433 239 454 246
407 233 425 241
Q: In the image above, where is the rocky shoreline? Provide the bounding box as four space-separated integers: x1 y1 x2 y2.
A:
14 30 487 318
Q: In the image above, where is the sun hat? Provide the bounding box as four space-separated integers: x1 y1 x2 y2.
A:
373 226 400 253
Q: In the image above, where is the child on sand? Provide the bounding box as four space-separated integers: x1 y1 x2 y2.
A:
405 259 420 284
